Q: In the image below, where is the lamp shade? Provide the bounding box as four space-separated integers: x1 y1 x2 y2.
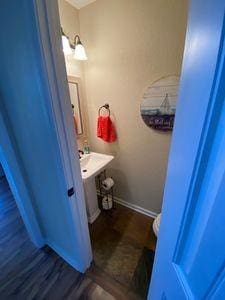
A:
74 36 87 61
74 43 87 61
62 35 72 55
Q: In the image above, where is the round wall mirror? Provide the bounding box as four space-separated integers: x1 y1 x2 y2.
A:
141 76 180 131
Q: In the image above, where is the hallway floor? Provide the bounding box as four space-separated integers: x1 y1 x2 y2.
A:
0 177 130 299
89 201 156 299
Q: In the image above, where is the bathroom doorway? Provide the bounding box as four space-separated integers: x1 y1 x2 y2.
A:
57 0 188 298
35 1 225 299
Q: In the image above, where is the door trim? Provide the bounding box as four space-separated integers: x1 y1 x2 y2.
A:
33 0 92 272
0 103 44 248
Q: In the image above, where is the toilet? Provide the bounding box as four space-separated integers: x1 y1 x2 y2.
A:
152 213 161 237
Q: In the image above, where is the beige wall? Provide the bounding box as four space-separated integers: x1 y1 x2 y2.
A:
59 0 188 214
79 0 188 213
58 0 89 148
58 0 83 77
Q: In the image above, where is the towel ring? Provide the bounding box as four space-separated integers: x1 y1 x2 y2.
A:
98 104 111 116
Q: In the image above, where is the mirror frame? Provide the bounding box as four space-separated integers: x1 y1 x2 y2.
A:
68 76 85 137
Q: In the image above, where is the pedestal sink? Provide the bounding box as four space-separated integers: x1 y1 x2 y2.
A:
80 152 114 223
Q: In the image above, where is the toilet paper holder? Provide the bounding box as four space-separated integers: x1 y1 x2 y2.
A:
102 177 114 191
97 170 114 211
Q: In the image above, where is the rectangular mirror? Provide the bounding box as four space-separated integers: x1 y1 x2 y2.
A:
68 76 84 136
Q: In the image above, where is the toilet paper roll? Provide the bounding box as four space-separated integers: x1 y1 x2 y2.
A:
102 196 113 210
102 177 114 190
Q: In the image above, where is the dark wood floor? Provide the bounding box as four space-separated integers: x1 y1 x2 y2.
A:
89 201 156 299
90 202 156 251
0 177 156 299
0 177 130 300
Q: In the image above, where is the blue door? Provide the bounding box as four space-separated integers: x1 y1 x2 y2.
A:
149 0 225 299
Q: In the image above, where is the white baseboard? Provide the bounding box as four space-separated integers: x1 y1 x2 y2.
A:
114 196 158 219
45 239 87 273
97 190 158 219
88 208 101 224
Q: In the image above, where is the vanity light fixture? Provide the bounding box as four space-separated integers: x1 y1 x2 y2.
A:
61 28 87 61
62 35 73 55
74 35 88 61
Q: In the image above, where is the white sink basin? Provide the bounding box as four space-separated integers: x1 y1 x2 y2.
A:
80 152 114 224
80 152 114 182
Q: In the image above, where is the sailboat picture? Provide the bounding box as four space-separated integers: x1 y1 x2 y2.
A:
141 76 179 131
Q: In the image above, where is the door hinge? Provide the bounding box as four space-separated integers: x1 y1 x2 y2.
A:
67 187 75 197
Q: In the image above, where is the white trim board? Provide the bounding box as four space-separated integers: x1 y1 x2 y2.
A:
34 0 92 272
45 239 81 271
65 0 96 9
97 191 158 219
114 196 158 219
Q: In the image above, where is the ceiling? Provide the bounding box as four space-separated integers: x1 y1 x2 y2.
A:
65 0 96 9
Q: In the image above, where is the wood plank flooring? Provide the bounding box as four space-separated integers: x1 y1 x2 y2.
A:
89 201 156 299
0 177 124 299
0 176 156 299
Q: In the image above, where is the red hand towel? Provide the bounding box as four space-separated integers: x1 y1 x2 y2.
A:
97 116 117 142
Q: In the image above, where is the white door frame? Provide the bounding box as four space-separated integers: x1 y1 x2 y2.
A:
33 0 92 271
0 103 44 248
